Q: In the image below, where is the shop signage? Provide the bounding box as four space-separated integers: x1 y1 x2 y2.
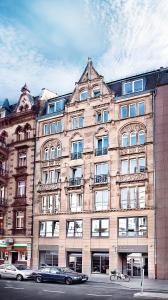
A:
117 245 148 253
0 240 6 245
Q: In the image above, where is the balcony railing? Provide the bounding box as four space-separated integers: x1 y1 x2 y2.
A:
95 147 108 156
0 140 8 159
69 177 83 186
71 152 82 160
37 182 61 192
94 174 108 184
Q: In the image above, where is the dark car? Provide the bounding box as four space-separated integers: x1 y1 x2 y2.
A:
32 266 88 285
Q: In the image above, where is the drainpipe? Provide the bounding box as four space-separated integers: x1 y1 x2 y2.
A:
152 88 157 279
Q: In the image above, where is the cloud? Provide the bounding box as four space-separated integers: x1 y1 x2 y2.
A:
95 0 168 81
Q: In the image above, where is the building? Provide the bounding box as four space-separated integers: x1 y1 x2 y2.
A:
1 61 168 279
32 61 165 279
0 84 38 266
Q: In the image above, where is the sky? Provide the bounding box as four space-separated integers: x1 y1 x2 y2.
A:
0 0 168 103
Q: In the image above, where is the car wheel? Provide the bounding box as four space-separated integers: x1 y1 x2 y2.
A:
65 277 72 285
16 274 23 281
36 276 42 283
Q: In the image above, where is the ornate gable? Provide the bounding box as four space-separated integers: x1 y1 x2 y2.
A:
16 84 33 113
70 59 113 104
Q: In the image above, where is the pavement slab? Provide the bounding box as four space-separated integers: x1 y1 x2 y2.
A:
134 292 168 299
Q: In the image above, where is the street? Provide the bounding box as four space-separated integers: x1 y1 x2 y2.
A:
0 278 155 300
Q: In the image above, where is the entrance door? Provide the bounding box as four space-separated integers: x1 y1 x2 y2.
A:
67 253 82 273
127 254 148 277
12 252 18 264
92 253 109 274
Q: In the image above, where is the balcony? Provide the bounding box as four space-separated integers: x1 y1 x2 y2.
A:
37 181 61 192
71 152 82 160
95 147 108 156
0 140 8 160
0 168 8 185
69 177 83 187
94 174 108 184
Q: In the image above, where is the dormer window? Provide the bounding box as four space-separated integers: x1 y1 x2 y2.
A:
93 87 101 97
48 103 55 114
123 79 143 95
80 90 88 101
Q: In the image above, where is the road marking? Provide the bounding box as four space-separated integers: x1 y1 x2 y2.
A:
43 289 65 294
87 294 112 297
4 287 24 290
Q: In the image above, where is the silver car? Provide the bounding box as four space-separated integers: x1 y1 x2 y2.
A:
0 264 33 281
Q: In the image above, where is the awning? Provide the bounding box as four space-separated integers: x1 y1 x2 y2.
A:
0 244 27 252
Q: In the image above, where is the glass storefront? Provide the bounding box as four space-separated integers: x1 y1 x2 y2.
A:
67 252 82 273
127 253 148 277
91 252 109 274
39 250 58 267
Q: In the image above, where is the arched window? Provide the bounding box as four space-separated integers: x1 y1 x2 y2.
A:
138 130 145 145
44 148 49 161
80 90 88 101
50 146 55 160
122 133 129 147
130 131 136 146
57 145 61 158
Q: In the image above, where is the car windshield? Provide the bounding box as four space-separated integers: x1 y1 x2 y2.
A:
58 267 76 273
15 265 30 270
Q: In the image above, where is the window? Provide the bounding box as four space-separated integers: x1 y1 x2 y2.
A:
18 151 27 167
44 148 49 161
57 145 61 158
120 101 145 119
120 106 128 119
95 163 108 183
138 186 145 208
118 217 147 237
71 141 83 159
96 111 108 124
138 102 145 115
95 190 108 210
91 219 109 237
130 131 136 146
42 170 60 184
93 87 101 97
121 157 146 174
56 100 64 112
48 103 55 114
122 133 128 147
95 136 108 156
16 211 24 229
80 90 88 101
123 79 143 95
50 122 55 134
129 104 136 117
39 221 59 237
43 124 48 135
17 180 25 197
56 120 62 133
70 166 82 185
50 146 55 160
67 220 83 237
138 130 145 145
71 115 84 129
41 195 60 213
69 193 82 212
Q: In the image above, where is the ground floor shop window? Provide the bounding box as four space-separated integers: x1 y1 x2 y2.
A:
91 252 109 274
126 253 148 277
67 252 82 273
39 250 58 267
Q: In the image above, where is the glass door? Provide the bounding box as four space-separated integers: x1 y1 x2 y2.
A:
68 253 82 273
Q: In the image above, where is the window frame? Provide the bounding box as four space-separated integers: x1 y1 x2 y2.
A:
118 216 147 237
123 79 144 95
66 220 83 238
80 90 88 101
91 218 109 238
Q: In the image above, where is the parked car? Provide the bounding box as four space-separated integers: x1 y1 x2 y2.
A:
32 266 88 285
0 264 33 281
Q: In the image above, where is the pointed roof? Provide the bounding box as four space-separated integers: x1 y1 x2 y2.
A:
2 98 10 110
78 58 102 83
21 83 30 93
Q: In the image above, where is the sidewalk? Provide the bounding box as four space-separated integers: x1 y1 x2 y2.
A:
89 274 168 293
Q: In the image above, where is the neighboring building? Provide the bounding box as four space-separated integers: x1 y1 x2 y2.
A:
0 84 39 266
33 61 161 279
